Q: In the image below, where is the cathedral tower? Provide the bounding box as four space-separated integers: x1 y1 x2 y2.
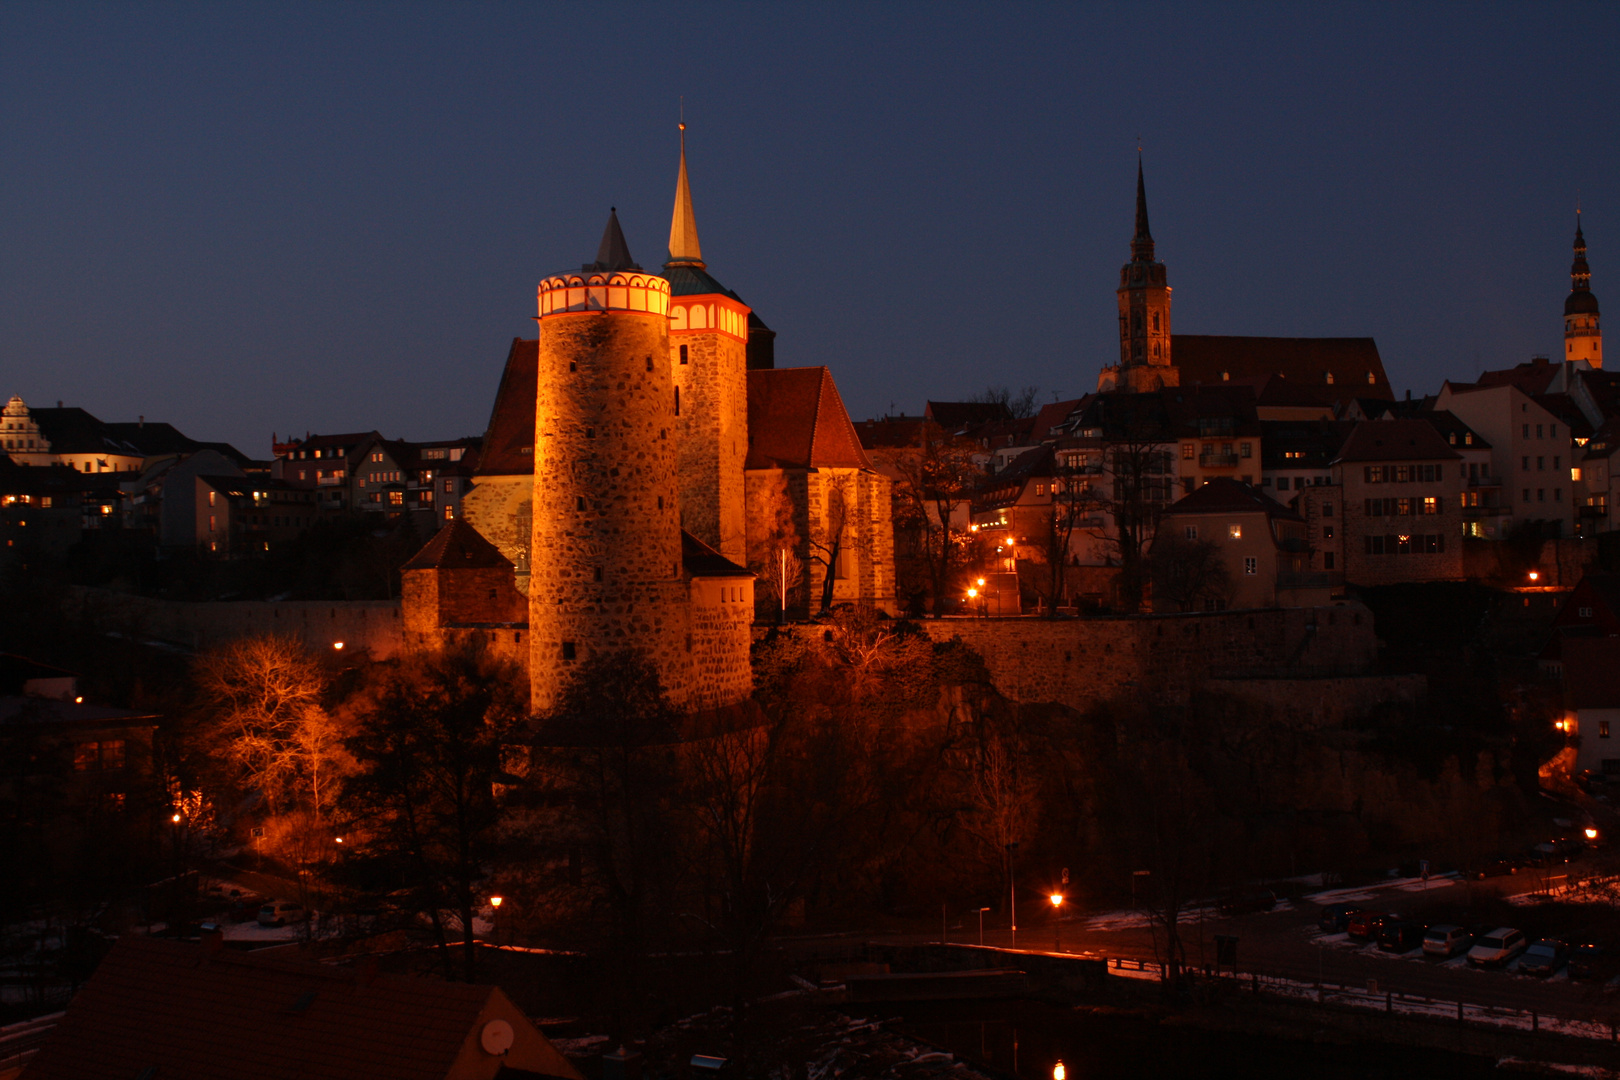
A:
663 123 750 563
529 212 691 713
1566 214 1603 368
1100 159 1177 393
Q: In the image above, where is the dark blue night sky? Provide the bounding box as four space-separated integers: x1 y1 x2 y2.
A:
2 3 1616 455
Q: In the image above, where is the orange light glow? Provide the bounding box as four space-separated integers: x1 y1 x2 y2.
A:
1529 570 1540 582
490 896 503 909
967 588 979 599
1049 893 1064 907
171 813 181 824
333 641 345 650
1586 827 1599 840
1053 1063 1066 1080
976 578 986 587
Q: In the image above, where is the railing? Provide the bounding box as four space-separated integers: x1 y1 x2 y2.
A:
1103 957 1620 1043
1462 505 1510 517
1467 475 1501 487
1199 453 1241 468
315 476 343 487
1580 505 1609 518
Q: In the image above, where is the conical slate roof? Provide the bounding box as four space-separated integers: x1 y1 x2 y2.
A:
585 209 639 272
1131 157 1155 262
401 519 512 571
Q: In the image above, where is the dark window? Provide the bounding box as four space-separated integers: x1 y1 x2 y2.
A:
586 427 595 439
679 344 689 365
675 386 681 416
1324 552 1335 570
594 566 603 582
646 356 653 372
74 742 99 771
1323 501 1334 517
576 496 586 511
569 360 577 372
561 641 576 661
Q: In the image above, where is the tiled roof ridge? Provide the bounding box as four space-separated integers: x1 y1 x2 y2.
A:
809 368 873 470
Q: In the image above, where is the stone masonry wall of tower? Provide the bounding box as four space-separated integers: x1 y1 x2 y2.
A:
529 278 692 714
671 307 749 565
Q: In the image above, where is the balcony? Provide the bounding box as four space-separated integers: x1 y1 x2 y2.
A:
1580 504 1609 519
1467 475 1501 487
1461 504 1510 518
316 476 344 487
1199 452 1240 468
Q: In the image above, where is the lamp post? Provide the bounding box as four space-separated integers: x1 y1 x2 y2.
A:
977 906 991 946
1050 892 1064 951
490 895 503 947
1006 842 1018 948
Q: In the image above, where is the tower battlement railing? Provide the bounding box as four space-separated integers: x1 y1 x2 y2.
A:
537 271 670 317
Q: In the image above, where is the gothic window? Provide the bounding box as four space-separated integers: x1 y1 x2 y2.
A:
1152 313 1160 331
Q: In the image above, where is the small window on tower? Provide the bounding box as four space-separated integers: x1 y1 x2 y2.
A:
569 361 577 372
576 496 586 511
586 427 595 439
561 641 576 661
675 387 681 416
679 344 689 365
646 356 653 372
594 567 603 582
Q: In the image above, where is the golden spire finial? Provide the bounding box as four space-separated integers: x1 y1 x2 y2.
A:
667 106 703 267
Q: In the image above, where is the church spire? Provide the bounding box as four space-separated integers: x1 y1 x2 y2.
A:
1572 211 1592 295
666 121 704 268
1131 155 1155 263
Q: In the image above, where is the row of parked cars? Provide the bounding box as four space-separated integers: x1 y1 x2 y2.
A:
203 883 309 927
1318 904 1612 978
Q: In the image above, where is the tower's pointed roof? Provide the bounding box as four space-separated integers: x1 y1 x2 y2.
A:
1568 211 1600 317
666 122 704 268
401 519 513 572
585 208 639 272
1131 156 1155 262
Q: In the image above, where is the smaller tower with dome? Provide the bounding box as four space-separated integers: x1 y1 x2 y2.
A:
1566 214 1602 369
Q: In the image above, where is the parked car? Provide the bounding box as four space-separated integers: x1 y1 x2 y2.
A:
1471 857 1520 879
1568 943 1613 980
257 900 308 927
1467 927 1529 968
1347 911 1400 942
1378 920 1427 953
1421 924 1472 958
1526 843 1571 869
1518 938 1569 977
1318 903 1360 934
228 893 267 923
1218 889 1277 916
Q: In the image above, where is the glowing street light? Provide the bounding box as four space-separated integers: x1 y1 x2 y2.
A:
1586 827 1599 840
171 813 181 824
1528 570 1540 582
1053 1063 1066 1080
966 588 978 599
1050 892 1065 951
490 895 503 909
332 641 345 651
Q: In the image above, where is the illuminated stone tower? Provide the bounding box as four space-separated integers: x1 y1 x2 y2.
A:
1566 214 1603 369
529 212 690 713
663 123 751 564
1100 158 1177 393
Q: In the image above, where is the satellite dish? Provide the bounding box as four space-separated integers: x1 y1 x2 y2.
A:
481 1019 515 1056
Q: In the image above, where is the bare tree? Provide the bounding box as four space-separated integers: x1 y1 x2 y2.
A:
1031 454 1095 614
890 426 983 614
193 636 340 816
970 385 1042 420
1150 536 1234 612
956 723 1038 910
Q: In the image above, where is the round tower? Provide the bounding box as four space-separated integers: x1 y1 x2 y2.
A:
1566 215 1602 369
663 122 752 564
529 211 691 713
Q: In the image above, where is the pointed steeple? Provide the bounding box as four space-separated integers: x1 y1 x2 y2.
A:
1566 209 1600 319
586 208 639 272
1131 156 1155 262
666 122 704 268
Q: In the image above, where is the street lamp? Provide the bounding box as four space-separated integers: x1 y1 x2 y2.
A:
977 906 991 946
333 641 345 651
1050 893 1064 951
489 895 504 947
1586 827 1599 841
1006 842 1018 948
1053 1063 1066 1080
1528 570 1540 582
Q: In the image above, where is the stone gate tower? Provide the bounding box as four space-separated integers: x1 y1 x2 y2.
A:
1566 213 1603 369
529 212 691 713
663 123 751 564
1099 158 1178 393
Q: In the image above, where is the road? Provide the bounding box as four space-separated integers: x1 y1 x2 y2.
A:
852 871 1620 1021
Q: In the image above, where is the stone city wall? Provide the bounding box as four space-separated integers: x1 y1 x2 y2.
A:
915 602 1379 712
66 587 404 658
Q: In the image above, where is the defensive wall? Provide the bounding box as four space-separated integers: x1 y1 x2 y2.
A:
65 587 404 658
915 603 1381 712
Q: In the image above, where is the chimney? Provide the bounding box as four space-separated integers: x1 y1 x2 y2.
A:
138 415 144 428
57 400 63 408
1405 389 1411 401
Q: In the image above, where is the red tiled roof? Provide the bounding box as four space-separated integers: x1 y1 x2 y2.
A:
478 338 539 476
682 530 752 578
746 367 871 470
855 415 927 450
1030 399 1082 440
1175 335 1393 402
1332 419 1460 464
401 520 513 572
21 936 581 1080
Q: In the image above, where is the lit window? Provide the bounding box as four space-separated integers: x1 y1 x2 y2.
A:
1182 444 1194 459
1573 467 1583 481
1602 721 1612 739
389 491 404 506
74 742 99 771
1228 524 1242 539
208 491 216 507
101 740 125 770
1422 497 1438 514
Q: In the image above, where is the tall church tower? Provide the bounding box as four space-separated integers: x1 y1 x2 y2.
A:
663 123 750 564
1566 214 1603 368
529 212 691 713
1100 159 1177 393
